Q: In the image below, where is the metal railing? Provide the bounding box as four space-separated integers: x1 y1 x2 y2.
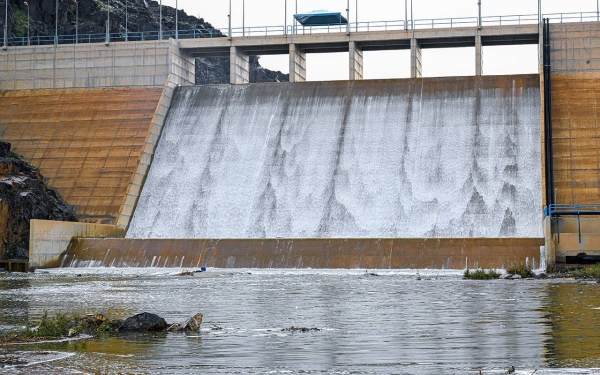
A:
4 11 600 47
544 204 600 218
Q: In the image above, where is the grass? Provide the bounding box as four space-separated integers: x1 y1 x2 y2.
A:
506 263 536 278
463 268 501 280
0 311 121 344
568 263 600 279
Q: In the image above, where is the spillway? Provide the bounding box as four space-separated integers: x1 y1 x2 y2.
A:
127 76 542 239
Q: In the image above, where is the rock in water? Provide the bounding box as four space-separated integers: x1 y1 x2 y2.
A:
167 312 203 332
118 312 167 332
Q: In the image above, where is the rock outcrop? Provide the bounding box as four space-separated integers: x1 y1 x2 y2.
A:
0 142 76 260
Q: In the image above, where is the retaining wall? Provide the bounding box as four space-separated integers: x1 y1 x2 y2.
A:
58 237 545 270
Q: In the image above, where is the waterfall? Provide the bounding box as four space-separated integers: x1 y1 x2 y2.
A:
127 77 542 239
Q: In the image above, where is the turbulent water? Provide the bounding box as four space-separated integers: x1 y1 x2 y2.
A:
127 77 542 239
2 269 600 374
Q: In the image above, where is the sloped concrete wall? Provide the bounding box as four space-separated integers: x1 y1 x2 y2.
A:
0 86 164 223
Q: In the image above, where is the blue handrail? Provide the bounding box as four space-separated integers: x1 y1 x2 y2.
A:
544 204 600 218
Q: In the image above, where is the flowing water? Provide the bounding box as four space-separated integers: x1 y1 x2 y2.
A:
1 268 600 374
127 78 542 239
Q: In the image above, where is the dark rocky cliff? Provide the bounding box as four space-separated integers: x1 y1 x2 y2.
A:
1 0 288 84
0 142 76 260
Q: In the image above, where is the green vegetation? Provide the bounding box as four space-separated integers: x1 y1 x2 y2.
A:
463 268 501 280
506 263 536 278
0 311 121 344
12 9 30 38
568 263 600 279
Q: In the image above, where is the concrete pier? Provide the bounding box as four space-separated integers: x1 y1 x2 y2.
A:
289 44 306 82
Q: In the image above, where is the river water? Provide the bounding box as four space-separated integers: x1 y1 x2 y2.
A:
1 268 599 374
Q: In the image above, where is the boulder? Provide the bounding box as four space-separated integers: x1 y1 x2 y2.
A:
118 312 167 332
167 313 203 332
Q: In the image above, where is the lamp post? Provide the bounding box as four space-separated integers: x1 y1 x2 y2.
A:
105 0 109 43
355 0 357 32
24 1 29 45
228 0 231 37
285 0 287 34
346 0 349 34
477 0 481 28
175 0 178 39
3 0 7 49
55 0 59 45
404 0 407 30
74 0 77 44
159 0 162 40
125 0 127 41
538 0 541 24
242 0 245 37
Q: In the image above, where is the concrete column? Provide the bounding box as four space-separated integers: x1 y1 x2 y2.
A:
289 44 306 83
475 33 483 76
410 38 422 79
230 46 250 85
349 41 364 80
543 216 556 271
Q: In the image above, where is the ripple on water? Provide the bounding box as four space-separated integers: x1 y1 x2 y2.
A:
0 268 599 374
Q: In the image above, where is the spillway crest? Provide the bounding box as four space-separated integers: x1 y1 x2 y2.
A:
127 77 542 239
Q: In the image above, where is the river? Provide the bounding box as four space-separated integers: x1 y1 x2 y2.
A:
1 268 599 374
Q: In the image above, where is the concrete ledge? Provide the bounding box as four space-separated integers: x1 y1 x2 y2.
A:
29 219 125 269
59 237 544 269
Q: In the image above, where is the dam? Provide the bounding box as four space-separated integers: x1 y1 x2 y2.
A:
1 14 599 270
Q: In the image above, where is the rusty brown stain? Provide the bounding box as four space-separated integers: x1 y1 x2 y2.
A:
60 237 544 270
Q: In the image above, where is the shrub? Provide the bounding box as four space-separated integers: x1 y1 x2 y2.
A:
506 263 535 278
463 268 501 280
569 263 600 279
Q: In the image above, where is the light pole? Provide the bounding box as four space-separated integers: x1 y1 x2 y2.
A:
55 0 59 45
228 0 231 37
597 0 599 22
74 0 77 44
159 0 162 40
3 0 7 49
404 0 407 30
284 0 287 34
24 1 29 45
175 0 178 39
105 0 110 43
243 0 245 37
477 0 481 28
355 0 358 32
346 0 349 34
410 0 413 30
125 0 128 41
538 0 541 24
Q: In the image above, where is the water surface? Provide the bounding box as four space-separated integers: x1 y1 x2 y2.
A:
1 268 599 374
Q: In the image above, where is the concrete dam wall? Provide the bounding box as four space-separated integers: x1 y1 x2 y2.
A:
0 87 164 223
127 75 542 239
